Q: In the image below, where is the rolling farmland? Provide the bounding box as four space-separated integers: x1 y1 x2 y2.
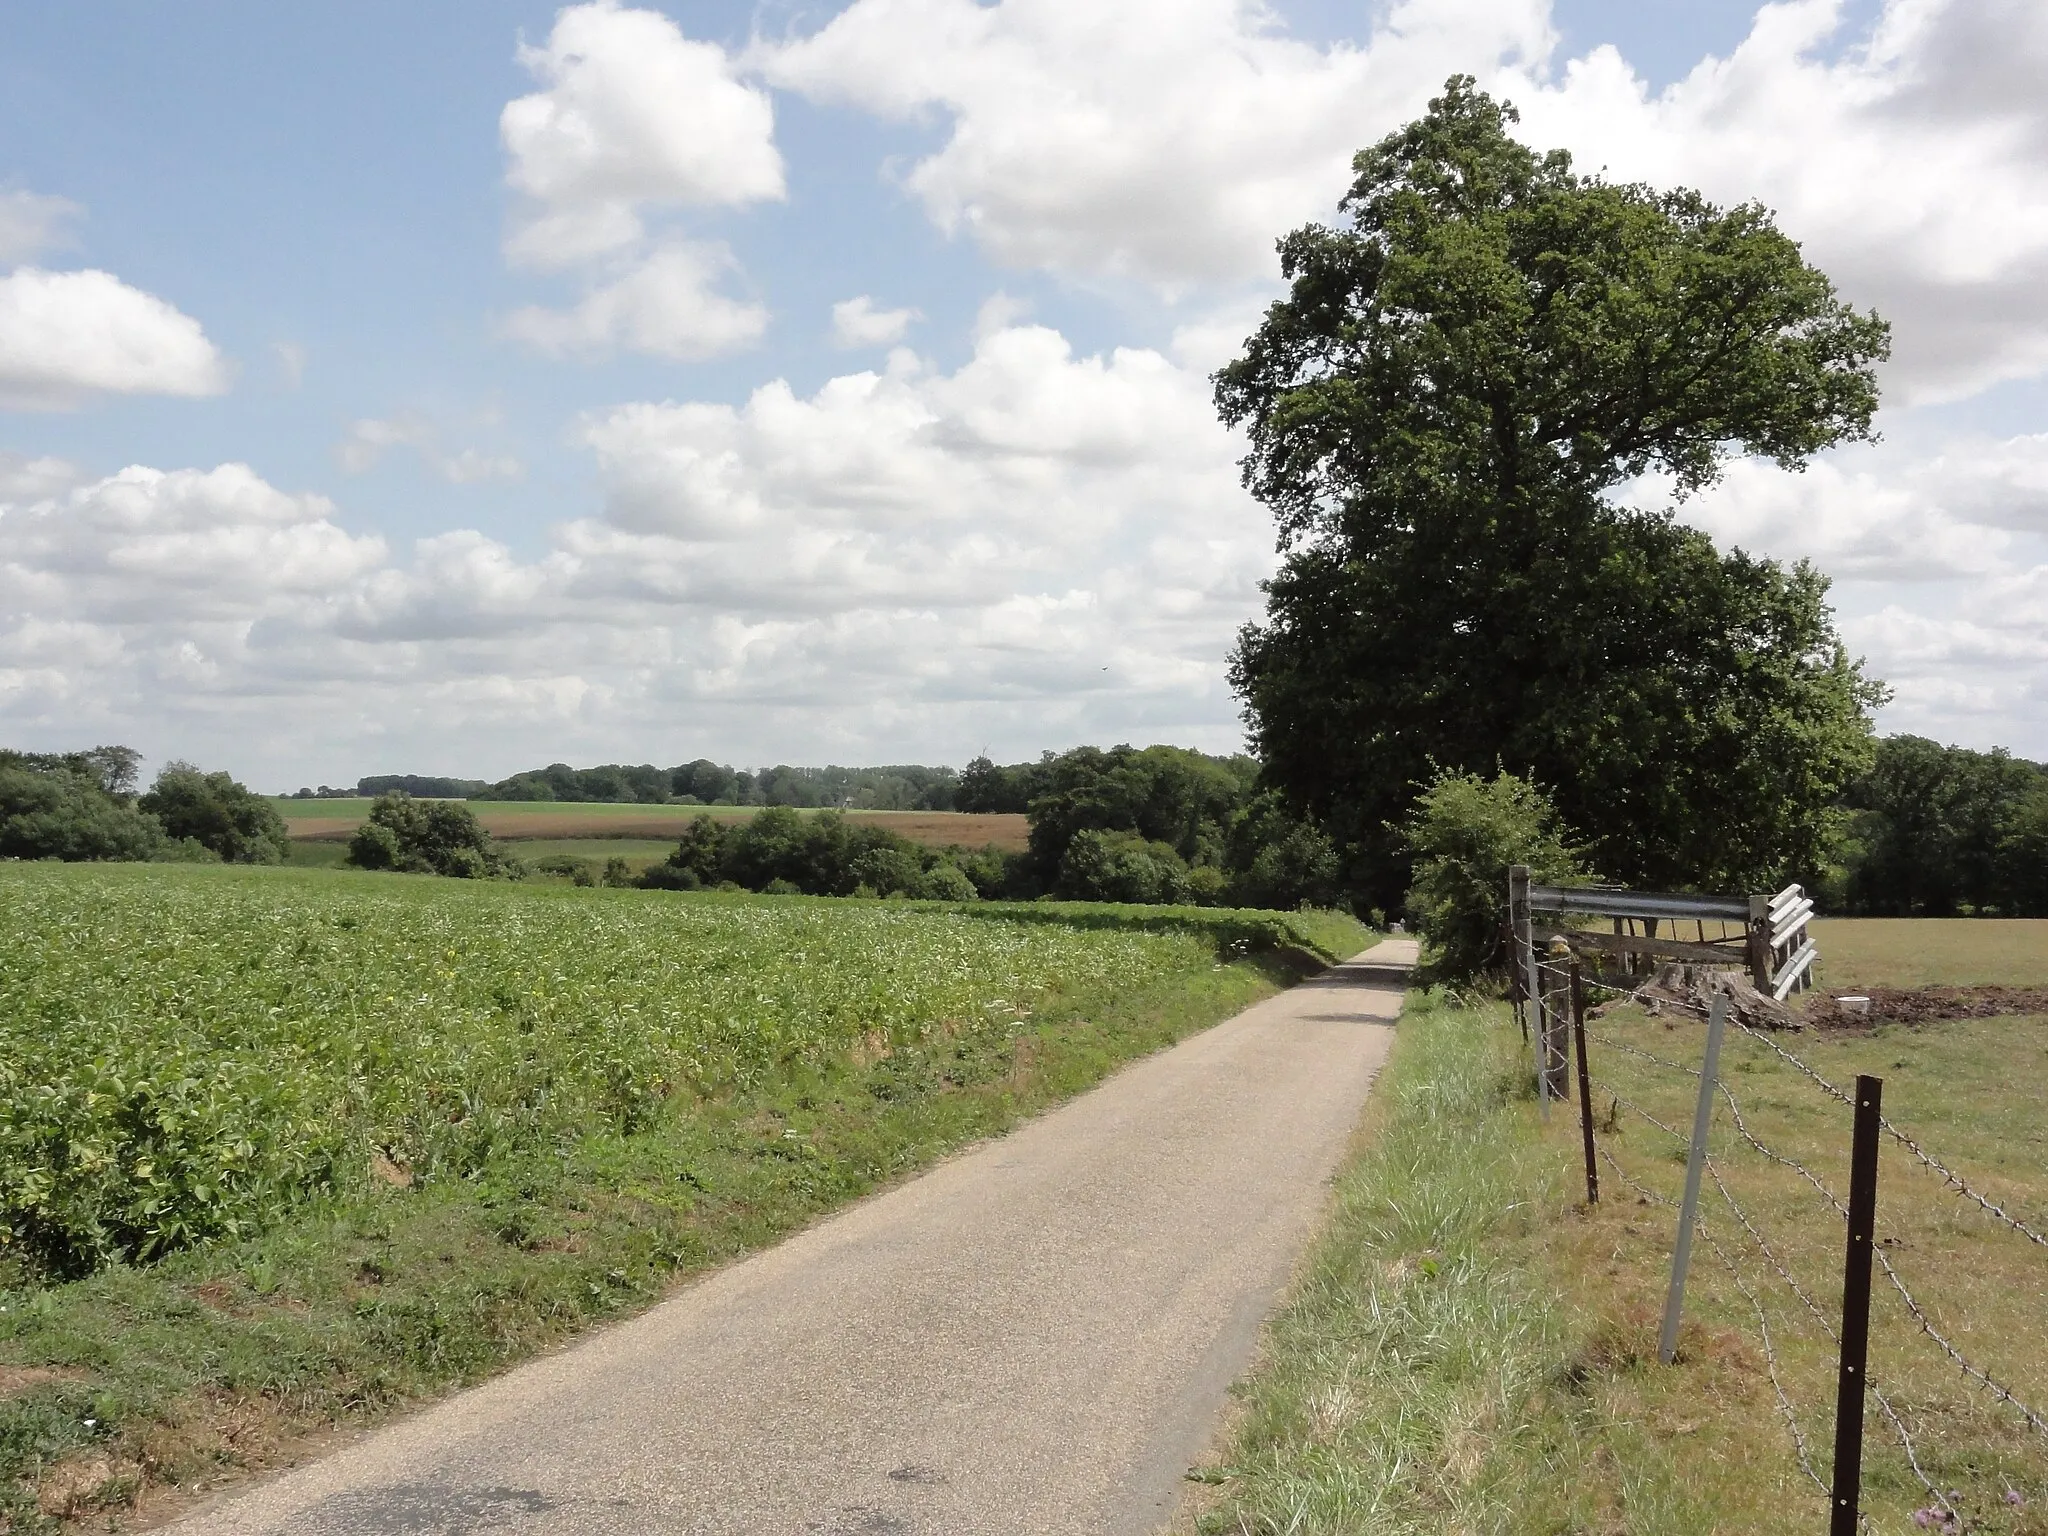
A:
276 799 1033 854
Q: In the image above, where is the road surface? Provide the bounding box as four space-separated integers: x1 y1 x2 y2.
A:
165 939 1415 1536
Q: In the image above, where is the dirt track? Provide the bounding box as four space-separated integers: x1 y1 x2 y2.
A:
162 940 1414 1536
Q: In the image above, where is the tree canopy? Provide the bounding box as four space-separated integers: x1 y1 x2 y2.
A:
140 763 289 864
1831 736 2048 916
0 747 160 862
1218 77 1891 908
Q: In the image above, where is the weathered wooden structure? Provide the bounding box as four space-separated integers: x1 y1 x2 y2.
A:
1508 865 1818 1106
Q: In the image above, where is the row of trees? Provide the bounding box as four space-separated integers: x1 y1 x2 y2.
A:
1 748 288 864
1828 736 2048 916
302 761 964 811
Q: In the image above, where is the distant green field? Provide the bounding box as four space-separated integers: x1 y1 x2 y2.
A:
1811 916 2048 988
274 798 714 822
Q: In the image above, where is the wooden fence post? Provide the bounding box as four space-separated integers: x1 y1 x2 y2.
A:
1747 893 1772 992
1828 1074 1884 1535
1571 963 1598 1205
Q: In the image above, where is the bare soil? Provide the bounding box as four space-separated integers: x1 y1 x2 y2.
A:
290 809 1032 852
1805 984 2048 1030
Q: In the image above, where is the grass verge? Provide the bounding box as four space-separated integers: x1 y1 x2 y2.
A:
0 881 1368 1533
1189 988 2048 1534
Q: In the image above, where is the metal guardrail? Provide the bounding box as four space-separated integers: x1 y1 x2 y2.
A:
1525 883 1752 921
1512 868 1817 1002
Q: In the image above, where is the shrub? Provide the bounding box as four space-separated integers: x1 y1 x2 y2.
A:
848 843 924 897
345 792 505 878
139 763 289 864
914 862 978 902
1400 768 1592 987
1056 829 1190 905
1225 792 1342 909
0 759 162 862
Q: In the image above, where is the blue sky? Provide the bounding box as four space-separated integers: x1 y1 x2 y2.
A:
3 0 2045 787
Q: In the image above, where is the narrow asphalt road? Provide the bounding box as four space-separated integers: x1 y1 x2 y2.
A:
165 939 1415 1536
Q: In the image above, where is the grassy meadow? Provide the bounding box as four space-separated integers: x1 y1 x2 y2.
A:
0 860 1368 1530
1189 920 2048 1535
1811 917 2048 989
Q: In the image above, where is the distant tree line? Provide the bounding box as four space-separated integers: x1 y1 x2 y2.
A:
299 761 963 810
17 733 2047 920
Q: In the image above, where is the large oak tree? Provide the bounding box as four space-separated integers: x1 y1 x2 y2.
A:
1218 78 1891 908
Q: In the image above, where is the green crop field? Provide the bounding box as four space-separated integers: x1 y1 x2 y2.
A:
0 861 1367 1528
0 863 1264 1275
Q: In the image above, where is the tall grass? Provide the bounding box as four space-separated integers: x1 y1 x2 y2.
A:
1192 992 1572 1533
1198 980 2048 1534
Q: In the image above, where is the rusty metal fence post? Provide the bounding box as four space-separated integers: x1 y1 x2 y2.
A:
1828 1074 1884 1535
1571 962 1598 1205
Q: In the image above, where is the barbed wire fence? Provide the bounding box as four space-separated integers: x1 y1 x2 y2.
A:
1523 952 2048 1534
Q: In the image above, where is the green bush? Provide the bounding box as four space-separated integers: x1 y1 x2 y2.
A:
139 762 289 864
914 862 978 902
0 758 162 863
1400 768 1591 987
1056 829 1190 904
639 810 992 902
1225 792 1342 909
345 792 506 878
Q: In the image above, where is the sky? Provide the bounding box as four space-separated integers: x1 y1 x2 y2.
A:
2 0 2044 790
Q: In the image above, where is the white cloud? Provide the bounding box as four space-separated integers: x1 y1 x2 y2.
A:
1614 425 2048 754
0 189 81 264
830 295 919 348
498 1 781 360
503 0 783 256
758 0 1553 288
0 324 1272 781
1508 0 2048 403
0 451 82 503
504 241 768 360
1649 456 2015 581
0 464 385 627
0 267 229 409
334 412 523 483
760 0 2048 403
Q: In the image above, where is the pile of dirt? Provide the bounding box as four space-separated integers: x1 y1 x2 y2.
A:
1805 986 2048 1031
1596 964 1802 1031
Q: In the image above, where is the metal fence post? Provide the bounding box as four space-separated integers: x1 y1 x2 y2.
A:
1829 1074 1884 1535
1659 991 1728 1364
1571 962 1598 1205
